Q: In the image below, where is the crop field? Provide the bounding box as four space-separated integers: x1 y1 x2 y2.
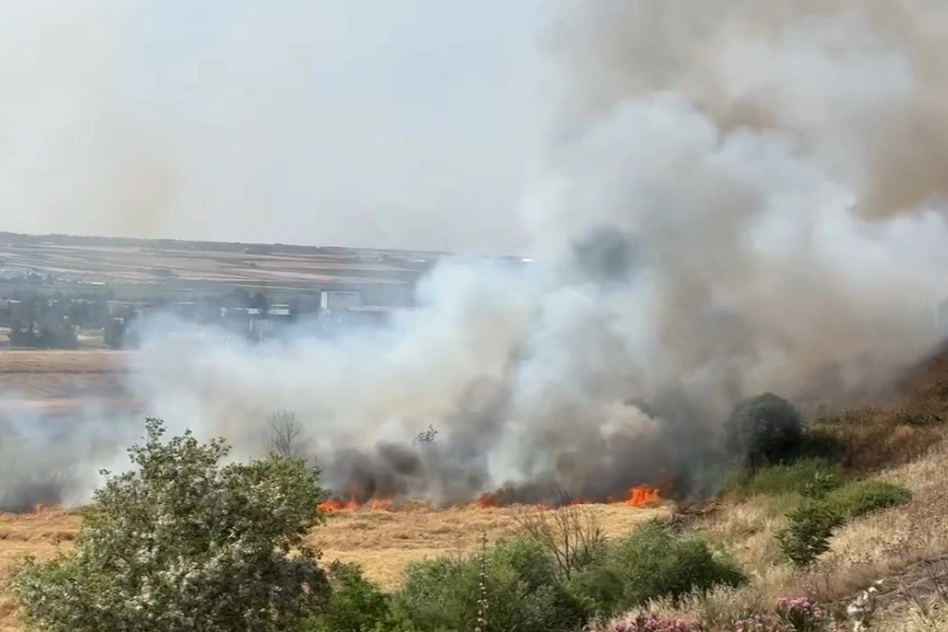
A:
0 233 441 298
0 351 138 419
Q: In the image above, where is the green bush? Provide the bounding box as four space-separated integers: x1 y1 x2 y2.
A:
721 459 845 499
10 418 330 632
726 393 803 466
569 522 747 616
776 501 845 568
826 481 912 519
307 561 391 632
390 537 588 632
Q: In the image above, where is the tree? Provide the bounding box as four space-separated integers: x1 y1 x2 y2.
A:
10 418 330 632
513 502 605 579
725 392 803 467
265 411 308 460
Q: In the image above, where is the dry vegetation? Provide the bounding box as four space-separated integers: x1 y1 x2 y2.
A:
0 510 79 631
655 439 948 623
308 503 669 590
2 349 948 630
645 350 948 629
0 502 669 631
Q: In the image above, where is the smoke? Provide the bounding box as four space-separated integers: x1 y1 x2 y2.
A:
0 398 141 512
0 1 177 239
9 1 948 509
0 0 539 253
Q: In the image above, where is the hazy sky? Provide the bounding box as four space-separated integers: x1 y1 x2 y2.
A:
0 0 545 253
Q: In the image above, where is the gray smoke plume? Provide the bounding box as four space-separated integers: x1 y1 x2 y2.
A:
122 0 948 506
10 1 948 509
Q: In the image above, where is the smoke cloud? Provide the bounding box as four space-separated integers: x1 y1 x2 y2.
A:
9 1 948 509
0 0 539 253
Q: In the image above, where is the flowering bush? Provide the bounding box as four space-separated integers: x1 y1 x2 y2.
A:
732 613 792 632
588 612 705 631
587 593 883 632
10 418 331 632
775 597 830 632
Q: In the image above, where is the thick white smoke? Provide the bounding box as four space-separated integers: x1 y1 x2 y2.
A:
121 1 948 504
10 1 948 507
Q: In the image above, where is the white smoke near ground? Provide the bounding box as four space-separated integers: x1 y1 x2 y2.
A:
9 1 948 508
0 398 141 511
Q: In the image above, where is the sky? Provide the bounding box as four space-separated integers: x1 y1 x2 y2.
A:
0 0 545 254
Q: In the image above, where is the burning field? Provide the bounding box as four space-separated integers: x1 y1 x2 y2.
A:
317 482 663 513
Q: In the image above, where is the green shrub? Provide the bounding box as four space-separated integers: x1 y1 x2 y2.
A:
569 522 747 617
721 459 845 499
9 418 330 632
726 393 803 466
826 481 912 519
776 501 845 568
307 561 391 632
390 537 587 632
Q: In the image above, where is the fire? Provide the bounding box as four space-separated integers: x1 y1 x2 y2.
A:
317 488 395 513
29 503 63 516
323 480 667 513
474 492 500 509
317 497 358 512
470 484 663 510
625 484 660 507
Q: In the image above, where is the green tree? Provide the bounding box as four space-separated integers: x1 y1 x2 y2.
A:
776 501 845 568
10 418 330 632
725 392 803 466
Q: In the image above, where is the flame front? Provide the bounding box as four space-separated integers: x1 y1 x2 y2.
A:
319 482 664 513
317 487 394 513
474 492 500 509
625 484 660 507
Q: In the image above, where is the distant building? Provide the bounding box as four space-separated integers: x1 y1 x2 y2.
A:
320 290 362 311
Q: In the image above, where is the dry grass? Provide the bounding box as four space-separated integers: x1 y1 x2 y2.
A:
0 509 80 631
655 433 948 629
0 503 668 630
644 349 948 629
308 503 669 590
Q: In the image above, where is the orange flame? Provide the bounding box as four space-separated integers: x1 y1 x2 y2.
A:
474 492 500 509
471 484 663 510
625 484 660 507
317 487 396 513
317 497 356 512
